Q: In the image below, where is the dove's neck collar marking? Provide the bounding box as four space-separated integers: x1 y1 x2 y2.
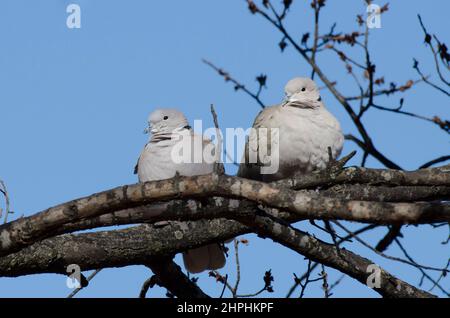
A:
282 98 320 109
150 125 192 143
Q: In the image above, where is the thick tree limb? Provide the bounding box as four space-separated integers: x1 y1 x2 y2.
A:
52 184 450 239
0 216 436 298
275 165 450 190
0 220 246 277
1 169 449 257
321 185 450 202
241 214 435 298
0 165 447 298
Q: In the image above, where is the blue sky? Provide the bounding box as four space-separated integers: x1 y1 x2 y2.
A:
0 0 448 298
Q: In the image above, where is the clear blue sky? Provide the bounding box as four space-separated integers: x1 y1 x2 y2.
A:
0 0 448 298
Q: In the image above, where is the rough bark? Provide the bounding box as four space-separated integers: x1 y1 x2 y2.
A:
242 214 435 298
0 220 245 277
1 169 449 257
0 216 435 298
0 165 448 298
275 165 450 190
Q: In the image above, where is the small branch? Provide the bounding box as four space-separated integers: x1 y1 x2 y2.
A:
67 269 101 298
202 59 266 108
344 134 402 169
334 221 448 273
210 104 225 174
139 276 156 298
219 274 228 298
310 0 323 79
345 78 425 101
145 257 210 298
329 274 346 293
0 180 12 224
417 15 450 87
297 259 322 298
394 238 449 296
236 269 274 298
413 58 450 97
241 213 436 298
233 239 241 297
210 271 234 297
286 224 378 298
419 155 450 169
375 225 402 252
320 264 330 298
370 103 449 134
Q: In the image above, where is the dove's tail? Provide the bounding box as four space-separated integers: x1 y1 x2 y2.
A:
183 244 226 274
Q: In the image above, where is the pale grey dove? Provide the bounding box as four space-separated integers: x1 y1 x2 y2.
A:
238 77 344 181
135 108 226 273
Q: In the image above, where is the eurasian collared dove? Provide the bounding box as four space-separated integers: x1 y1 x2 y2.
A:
135 108 226 273
238 77 344 181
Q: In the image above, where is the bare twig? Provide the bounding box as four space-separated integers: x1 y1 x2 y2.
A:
296 259 323 298
333 221 449 273
320 264 330 298
329 274 346 293
67 269 101 298
233 239 242 297
413 58 450 97
139 276 156 298
210 104 225 174
419 155 450 169
286 224 378 298
345 78 425 101
202 59 266 109
417 15 450 87
370 103 449 134
0 180 12 224
394 238 449 296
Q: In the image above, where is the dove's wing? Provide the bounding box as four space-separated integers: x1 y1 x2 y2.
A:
237 105 281 180
137 140 179 182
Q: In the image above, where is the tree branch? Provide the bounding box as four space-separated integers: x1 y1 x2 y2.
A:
241 214 436 298
144 257 210 298
1 170 449 257
0 214 436 298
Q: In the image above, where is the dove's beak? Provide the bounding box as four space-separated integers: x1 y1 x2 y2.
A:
144 125 159 134
281 96 296 106
285 98 317 109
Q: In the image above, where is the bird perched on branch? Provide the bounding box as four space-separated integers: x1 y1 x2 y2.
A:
135 108 226 273
238 77 344 181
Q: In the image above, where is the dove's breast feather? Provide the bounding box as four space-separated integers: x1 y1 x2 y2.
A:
137 132 215 182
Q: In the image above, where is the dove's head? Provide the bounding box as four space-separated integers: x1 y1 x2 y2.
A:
283 77 322 109
145 108 190 135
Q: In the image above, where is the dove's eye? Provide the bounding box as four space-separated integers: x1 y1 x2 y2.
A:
301 87 306 92
163 116 169 120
